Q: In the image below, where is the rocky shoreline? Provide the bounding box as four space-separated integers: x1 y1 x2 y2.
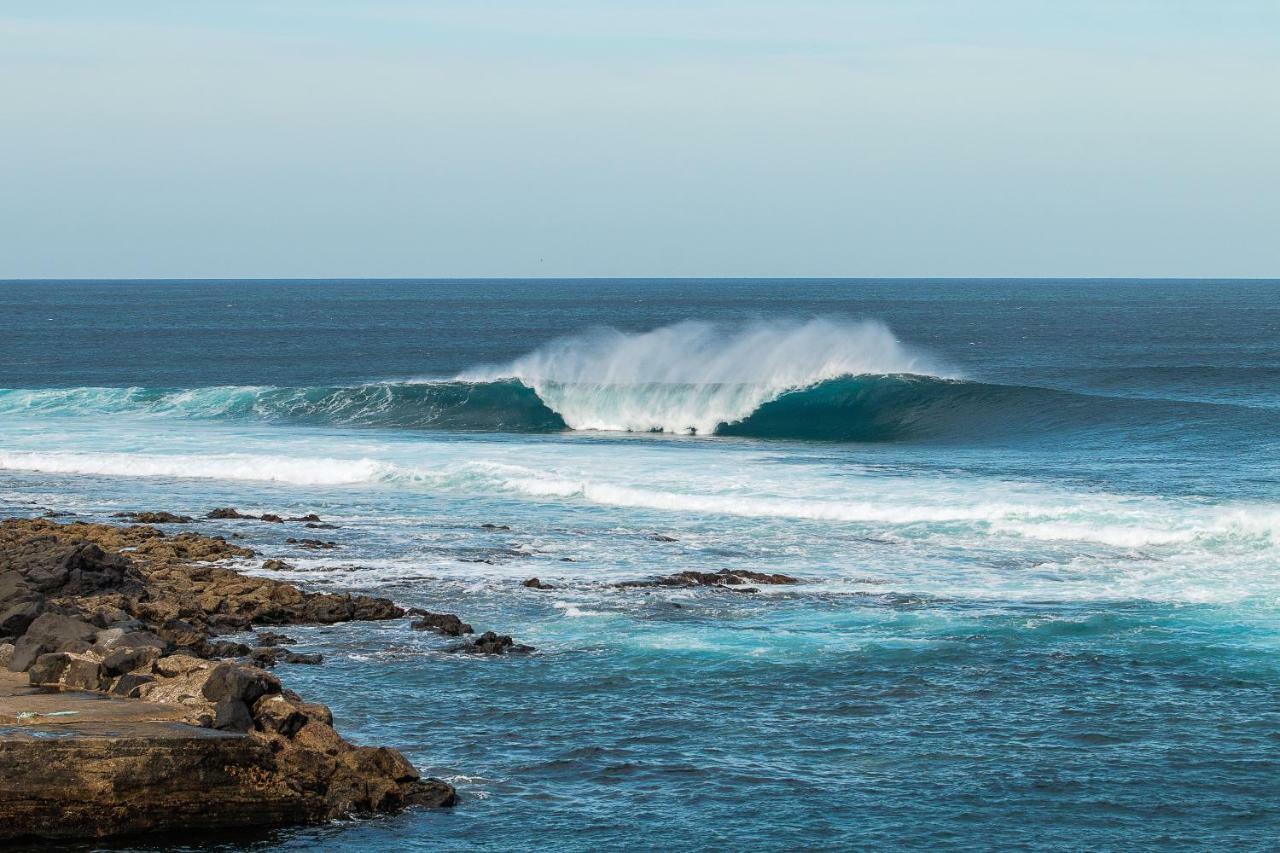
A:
0 516 457 842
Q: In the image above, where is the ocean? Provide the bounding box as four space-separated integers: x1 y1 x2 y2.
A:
2 278 1279 851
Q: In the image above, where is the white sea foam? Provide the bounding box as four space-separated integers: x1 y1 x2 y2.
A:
0 450 391 486
459 317 949 433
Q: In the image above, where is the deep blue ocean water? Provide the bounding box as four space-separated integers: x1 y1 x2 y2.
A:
2 279 1279 851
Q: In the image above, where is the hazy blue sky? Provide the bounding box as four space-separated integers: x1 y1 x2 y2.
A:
2 1 1277 278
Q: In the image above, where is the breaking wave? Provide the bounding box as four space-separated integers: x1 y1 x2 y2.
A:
1 319 1271 443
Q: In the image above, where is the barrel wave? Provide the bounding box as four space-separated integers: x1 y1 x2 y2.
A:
1 374 1268 444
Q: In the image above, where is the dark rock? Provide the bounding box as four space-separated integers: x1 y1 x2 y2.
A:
446 631 534 655
620 568 800 589
649 533 678 542
102 646 160 676
284 652 322 665
255 631 297 646
410 612 473 636
258 514 284 524
213 697 254 732
248 647 282 667
27 651 71 685
304 522 339 529
522 577 555 590
286 538 336 550
290 514 322 522
110 672 155 697
156 618 205 649
207 507 255 519
113 512 193 524
479 523 511 531
204 640 252 658
23 612 99 647
0 597 42 638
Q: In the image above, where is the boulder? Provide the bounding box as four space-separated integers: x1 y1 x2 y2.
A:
109 672 155 697
63 657 109 691
202 662 280 706
523 577 555 590
27 652 71 685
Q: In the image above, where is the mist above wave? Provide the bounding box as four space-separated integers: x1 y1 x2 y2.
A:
459 318 948 434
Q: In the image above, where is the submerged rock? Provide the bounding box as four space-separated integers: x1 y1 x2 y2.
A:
620 568 800 590
522 577 555 590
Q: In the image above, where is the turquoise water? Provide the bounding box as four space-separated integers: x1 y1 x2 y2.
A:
1 279 1279 850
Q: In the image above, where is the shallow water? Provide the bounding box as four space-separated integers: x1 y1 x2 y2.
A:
2 279 1279 850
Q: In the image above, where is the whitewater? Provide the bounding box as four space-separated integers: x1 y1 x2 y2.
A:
3 278 1280 851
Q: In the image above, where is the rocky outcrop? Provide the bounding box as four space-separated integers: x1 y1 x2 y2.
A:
447 630 534 655
0 518 454 841
410 611 473 636
112 511 194 524
619 568 800 592
0 670 454 841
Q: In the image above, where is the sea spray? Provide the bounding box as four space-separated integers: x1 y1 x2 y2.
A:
459 317 949 433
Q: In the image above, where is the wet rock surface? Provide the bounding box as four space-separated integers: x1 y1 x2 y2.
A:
410 611 474 636
447 630 535 655
0 517 454 841
619 568 800 591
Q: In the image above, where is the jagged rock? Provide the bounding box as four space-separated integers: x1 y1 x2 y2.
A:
286 538 336 550
410 612 473 636
258 514 284 524
261 559 294 571
619 568 800 589
523 577 555 590
285 652 322 665
446 630 534 655
63 657 109 691
0 517 453 840
255 631 296 646
27 652 71 685
102 645 160 676
206 507 254 520
113 512 194 524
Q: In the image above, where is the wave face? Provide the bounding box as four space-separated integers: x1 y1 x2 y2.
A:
2 374 1248 444
459 318 946 434
3 318 1268 444
0 380 566 432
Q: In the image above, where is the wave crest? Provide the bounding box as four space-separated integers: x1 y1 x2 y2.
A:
459 318 947 434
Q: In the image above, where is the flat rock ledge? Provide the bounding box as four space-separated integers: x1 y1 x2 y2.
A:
0 518 455 842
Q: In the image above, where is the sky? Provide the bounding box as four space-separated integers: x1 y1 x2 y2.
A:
1 1 1278 279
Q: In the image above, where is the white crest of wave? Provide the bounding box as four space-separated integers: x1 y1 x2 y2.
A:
459 317 947 434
